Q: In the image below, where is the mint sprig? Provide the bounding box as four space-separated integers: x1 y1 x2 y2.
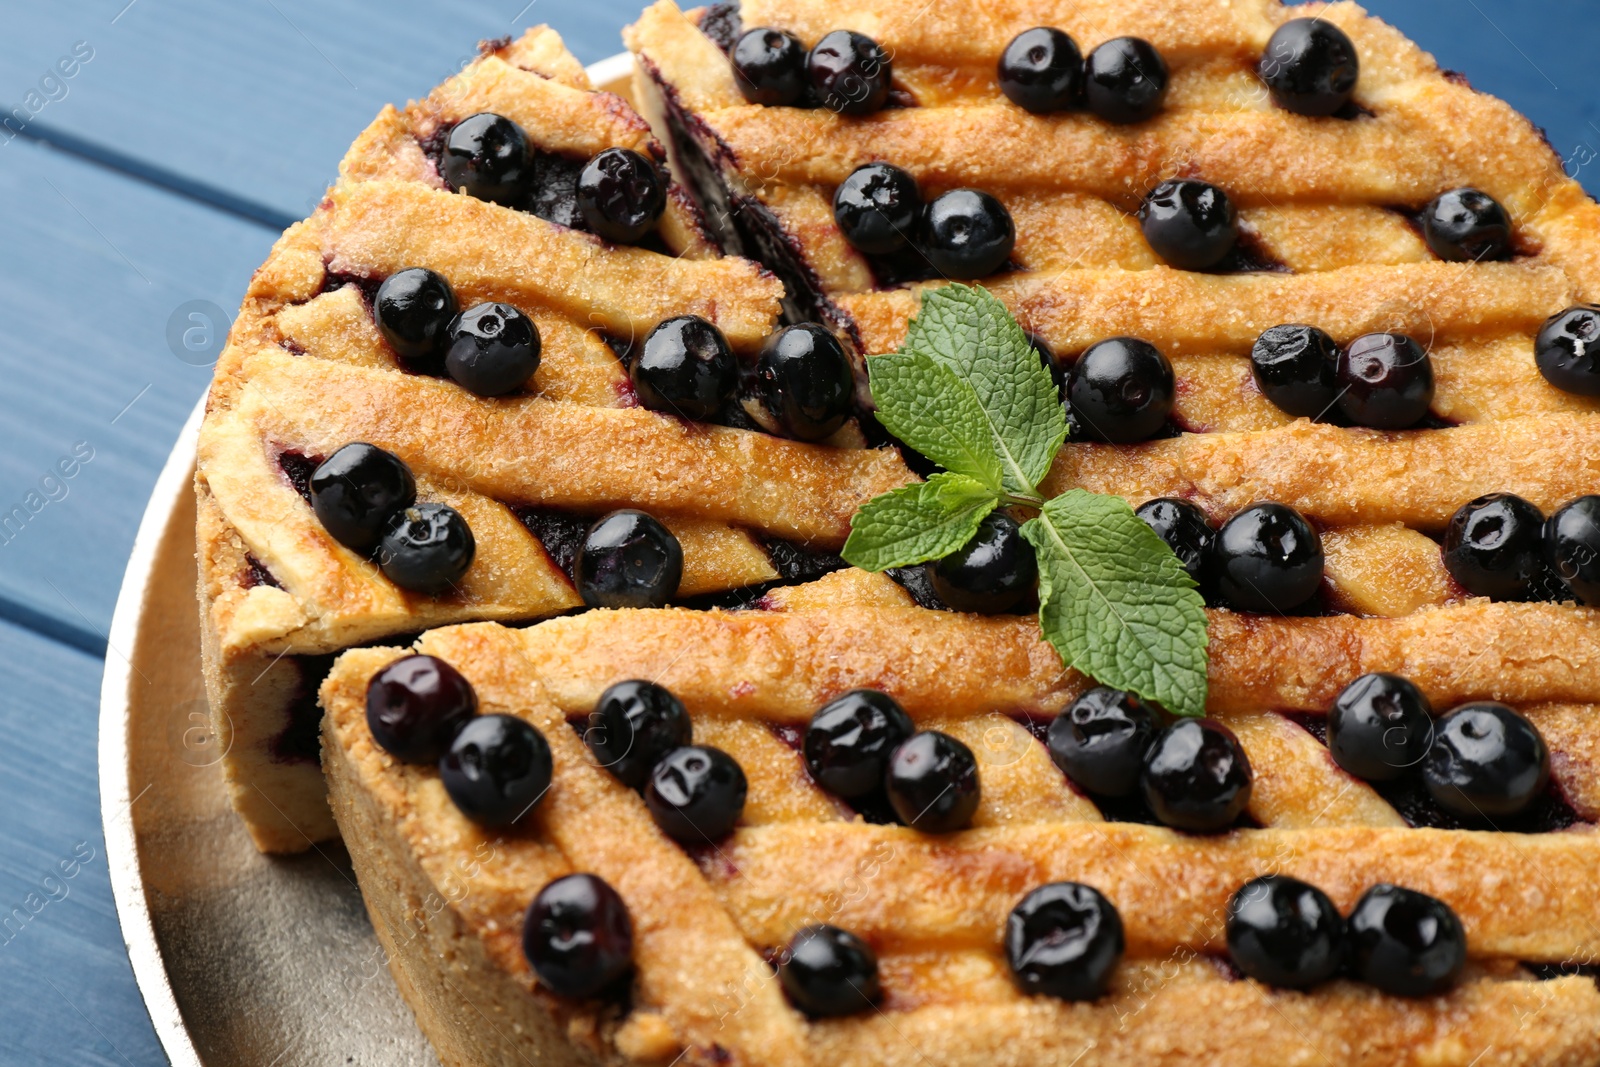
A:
841 284 1210 716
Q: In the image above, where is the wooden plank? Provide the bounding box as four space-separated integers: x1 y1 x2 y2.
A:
0 617 165 1066
0 138 274 648
0 0 647 226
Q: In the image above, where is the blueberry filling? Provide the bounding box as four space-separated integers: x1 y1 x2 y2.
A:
271 653 337 763
514 507 589 579
277 450 323 507
241 555 280 590
762 537 847 582
697 3 744 53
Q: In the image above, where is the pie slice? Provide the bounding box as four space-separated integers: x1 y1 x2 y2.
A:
196 27 910 852
302 2 1600 1064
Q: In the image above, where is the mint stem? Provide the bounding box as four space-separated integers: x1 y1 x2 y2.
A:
1000 491 1046 511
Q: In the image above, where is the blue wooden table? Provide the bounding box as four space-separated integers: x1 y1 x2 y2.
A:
0 2 1592 1063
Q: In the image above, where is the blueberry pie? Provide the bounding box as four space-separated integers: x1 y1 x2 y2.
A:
196 2 1600 1063
195 27 909 851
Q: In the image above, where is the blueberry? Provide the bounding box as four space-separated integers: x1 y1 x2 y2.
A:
574 510 683 609
1534 305 1600 396
1327 672 1433 782
1258 18 1360 117
644 744 748 843
926 511 1037 614
441 112 530 205
1067 337 1175 443
1047 687 1161 798
1083 37 1168 124
750 323 855 441
631 315 737 421
1421 188 1513 263
1443 493 1547 602
366 654 477 763
1336 332 1434 428
1139 179 1237 271
1250 324 1341 419
377 502 476 595
576 148 666 245
1346 884 1466 997
375 267 458 370
584 680 692 789
1422 702 1550 820
807 30 892 115
920 189 1015 279
309 443 417 553
1211 503 1323 613
1226 875 1344 989
1546 495 1600 604
1140 719 1253 833
997 27 1083 113
779 925 881 1017
523 873 634 998
445 302 541 397
1005 882 1124 1001
803 689 915 799
440 714 552 826
832 162 921 255
731 27 808 106
885 730 980 832
1135 498 1213 586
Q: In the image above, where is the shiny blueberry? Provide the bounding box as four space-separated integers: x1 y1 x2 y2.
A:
1347 884 1466 997
440 714 552 826
807 30 892 115
749 323 854 441
1547 496 1600 605
1250 324 1341 419
309 443 417 553
574 509 683 609
997 27 1083 113
1067 337 1175 443
1336 332 1434 428
1421 188 1512 262
1141 719 1253 833
1258 19 1359 117
631 315 737 421
1443 493 1547 601
377 502 475 595
523 873 634 998
779 924 881 1017
441 112 530 205
1226 875 1344 989
1139 179 1237 271
926 511 1037 614
644 744 748 843
832 162 921 255
1534 305 1600 396
445 302 541 397
731 27 808 106
584 679 692 789
886 730 980 832
366 654 477 763
1211 503 1323 613
1135 498 1214 586
803 689 915 799
576 148 666 244
374 267 458 370
1084 37 1168 124
1423 702 1550 820
1047 687 1161 798
1005 882 1124 1001
920 189 1015 279
1327 672 1433 782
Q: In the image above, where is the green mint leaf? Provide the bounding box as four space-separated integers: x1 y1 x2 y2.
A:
867 348 1005 491
1021 490 1209 717
841 473 998 572
900 284 1067 496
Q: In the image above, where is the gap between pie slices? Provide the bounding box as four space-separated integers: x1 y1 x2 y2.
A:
186 2 1600 1065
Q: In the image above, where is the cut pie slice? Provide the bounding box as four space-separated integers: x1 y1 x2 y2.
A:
196 27 911 852
320 569 1600 1067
